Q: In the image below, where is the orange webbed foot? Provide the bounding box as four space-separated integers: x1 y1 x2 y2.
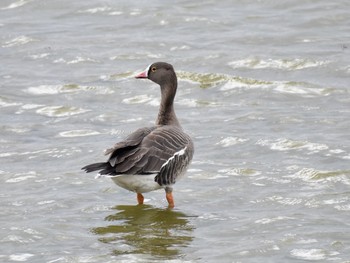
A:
166 191 175 208
137 193 144 205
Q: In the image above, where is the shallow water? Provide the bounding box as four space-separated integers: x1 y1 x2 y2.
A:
1 0 350 262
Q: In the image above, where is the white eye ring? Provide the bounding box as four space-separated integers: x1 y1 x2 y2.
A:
151 67 156 72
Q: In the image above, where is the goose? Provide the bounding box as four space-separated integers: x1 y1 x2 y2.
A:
82 62 194 208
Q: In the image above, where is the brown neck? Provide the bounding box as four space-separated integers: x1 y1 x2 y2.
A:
156 77 181 127
156 103 180 126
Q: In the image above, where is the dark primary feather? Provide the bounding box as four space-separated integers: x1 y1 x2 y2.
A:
82 162 106 173
81 125 193 184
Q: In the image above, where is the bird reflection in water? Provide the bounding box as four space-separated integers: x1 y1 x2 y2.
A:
91 205 195 259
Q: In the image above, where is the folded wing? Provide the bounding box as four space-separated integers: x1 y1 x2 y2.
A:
82 125 193 184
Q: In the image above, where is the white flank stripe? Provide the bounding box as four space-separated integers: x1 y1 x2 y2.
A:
161 147 187 169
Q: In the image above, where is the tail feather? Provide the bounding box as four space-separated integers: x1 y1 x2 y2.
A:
82 162 114 174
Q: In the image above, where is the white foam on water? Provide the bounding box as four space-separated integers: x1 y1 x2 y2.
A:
2 36 35 47
177 98 198 107
26 84 114 96
274 83 329 97
120 117 143 123
6 174 36 183
334 204 350 211
295 239 318 244
130 9 141 16
53 56 98 64
216 136 249 147
255 216 295 225
0 98 21 108
108 11 123 16
37 200 55 205
219 79 246 91
228 57 329 70
15 103 45 114
218 168 261 176
147 98 161 107
1 0 30 10
122 94 154 105
21 104 44 110
290 248 326 261
77 6 112 14
9 253 35 262
36 106 90 117
256 138 329 154
2 147 82 159
170 45 191 51
26 85 66 95
28 53 50 59
58 130 101 137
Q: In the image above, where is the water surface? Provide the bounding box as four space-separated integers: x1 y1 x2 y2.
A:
1 0 350 262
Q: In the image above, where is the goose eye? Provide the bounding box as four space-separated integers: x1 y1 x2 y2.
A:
151 67 156 72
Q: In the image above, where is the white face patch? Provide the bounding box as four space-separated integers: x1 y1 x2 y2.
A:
144 64 151 77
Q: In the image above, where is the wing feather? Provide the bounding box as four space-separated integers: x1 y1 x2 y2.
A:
83 125 193 183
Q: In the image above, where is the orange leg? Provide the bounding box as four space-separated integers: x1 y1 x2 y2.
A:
166 191 175 208
137 193 144 205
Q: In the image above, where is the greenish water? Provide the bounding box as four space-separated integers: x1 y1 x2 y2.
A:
92 205 195 260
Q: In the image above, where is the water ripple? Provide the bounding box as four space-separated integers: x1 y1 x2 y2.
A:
122 94 154 105
36 105 90 117
290 248 328 261
0 97 21 108
1 0 30 10
228 57 330 70
216 136 249 147
8 253 35 262
1 147 81 159
53 56 98 64
255 216 295 225
256 138 330 154
25 84 114 95
77 6 113 14
58 130 101 137
218 168 261 177
6 172 37 183
179 71 334 97
2 36 36 47
26 85 79 95
293 168 350 182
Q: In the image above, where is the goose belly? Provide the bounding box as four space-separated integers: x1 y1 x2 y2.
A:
110 174 163 193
